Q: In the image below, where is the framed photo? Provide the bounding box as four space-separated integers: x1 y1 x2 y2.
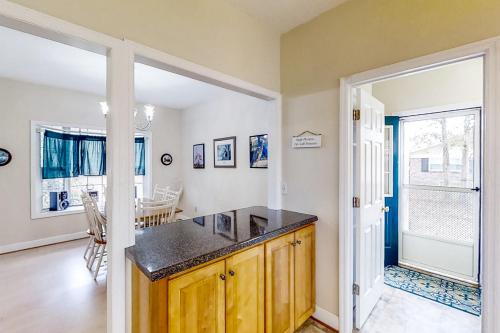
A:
0 148 12 167
193 144 205 169
213 136 236 168
213 211 238 241
249 134 268 168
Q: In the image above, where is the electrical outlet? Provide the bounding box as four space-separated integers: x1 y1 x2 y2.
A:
281 182 288 195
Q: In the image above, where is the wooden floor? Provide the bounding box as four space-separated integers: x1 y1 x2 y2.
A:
0 239 479 333
0 239 106 333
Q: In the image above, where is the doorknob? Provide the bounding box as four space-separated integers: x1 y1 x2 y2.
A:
219 274 226 281
229 270 235 276
381 206 389 213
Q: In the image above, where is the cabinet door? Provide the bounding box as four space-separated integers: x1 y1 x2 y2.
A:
294 225 316 328
265 233 295 333
168 261 226 333
225 245 265 333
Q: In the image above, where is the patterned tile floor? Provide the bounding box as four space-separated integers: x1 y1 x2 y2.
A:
384 265 481 316
359 284 481 333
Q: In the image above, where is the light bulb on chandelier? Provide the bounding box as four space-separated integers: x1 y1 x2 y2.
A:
100 102 155 131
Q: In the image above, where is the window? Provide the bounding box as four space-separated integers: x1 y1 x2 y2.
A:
384 125 394 197
421 158 429 172
31 122 149 218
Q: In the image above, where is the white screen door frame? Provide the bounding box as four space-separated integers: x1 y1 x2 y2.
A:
398 108 481 283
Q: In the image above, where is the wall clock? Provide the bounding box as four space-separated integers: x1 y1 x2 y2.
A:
161 153 173 166
0 148 12 167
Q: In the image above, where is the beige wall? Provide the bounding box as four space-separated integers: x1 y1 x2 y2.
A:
0 77 181 249
9 0 281 92
372 57 483 114
180 91 270 217
281 0 500 316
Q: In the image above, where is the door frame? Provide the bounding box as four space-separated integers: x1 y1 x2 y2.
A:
339 38 500 333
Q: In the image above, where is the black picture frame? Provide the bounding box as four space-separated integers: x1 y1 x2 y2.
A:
160 153 173 166
193 143 205 169
0 148 12 167
213 136 236 168
249 134 268 168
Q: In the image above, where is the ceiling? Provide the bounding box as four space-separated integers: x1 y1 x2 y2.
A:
228 0 349 33
0 26 230 110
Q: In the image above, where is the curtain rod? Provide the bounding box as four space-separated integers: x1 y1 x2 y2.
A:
35 125 145 138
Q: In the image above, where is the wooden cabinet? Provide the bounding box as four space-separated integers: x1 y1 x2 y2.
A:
265 225 315 333
132 224 315 333
294 225 316 328
265 232 295 333
168 260 226 333
225 245 265 333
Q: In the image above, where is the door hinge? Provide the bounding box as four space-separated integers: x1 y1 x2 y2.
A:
353 196 360 208
353 283 360 295
353 109 360 121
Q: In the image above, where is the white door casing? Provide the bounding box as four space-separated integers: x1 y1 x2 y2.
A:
354 89 385 329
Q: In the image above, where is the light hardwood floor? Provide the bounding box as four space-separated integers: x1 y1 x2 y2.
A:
0 239 479 333
0 239 106 333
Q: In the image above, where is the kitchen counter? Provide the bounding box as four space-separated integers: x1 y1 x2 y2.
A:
126 206 317 281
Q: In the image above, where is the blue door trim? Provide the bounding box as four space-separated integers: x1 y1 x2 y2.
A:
384 116 399 267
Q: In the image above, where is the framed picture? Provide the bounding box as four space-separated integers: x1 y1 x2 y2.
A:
249 134 268 168
0 148 12 167
213 136 236 168
193 144 205 169
213 211 238 241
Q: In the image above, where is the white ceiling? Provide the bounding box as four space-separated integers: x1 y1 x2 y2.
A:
0 26 230 110
228 0 349 33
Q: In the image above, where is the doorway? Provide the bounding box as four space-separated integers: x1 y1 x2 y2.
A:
339 48 496 333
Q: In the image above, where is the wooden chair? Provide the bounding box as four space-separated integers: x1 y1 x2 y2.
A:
165 187 182 222
151 184 169 201
82 193 107 279
136 199 176 229
81 193 95 263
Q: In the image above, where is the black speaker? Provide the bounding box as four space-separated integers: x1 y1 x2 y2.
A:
49 191 69 211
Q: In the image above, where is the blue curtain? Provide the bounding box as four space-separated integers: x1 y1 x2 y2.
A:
42 130 145 178
135 137 146 176
42 130 80 179
80 135 106 176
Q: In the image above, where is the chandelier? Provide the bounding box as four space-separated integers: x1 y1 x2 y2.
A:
100 102 155 131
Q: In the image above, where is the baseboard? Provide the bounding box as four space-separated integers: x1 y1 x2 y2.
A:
0 231 88 254
313 306 339 331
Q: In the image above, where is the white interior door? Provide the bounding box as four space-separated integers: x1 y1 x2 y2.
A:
354 88 385 329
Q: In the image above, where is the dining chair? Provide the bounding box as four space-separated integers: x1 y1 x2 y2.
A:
165 187 182 222
81 192 95 263
137 198 176 229
151 184 170 201
82 193 107 279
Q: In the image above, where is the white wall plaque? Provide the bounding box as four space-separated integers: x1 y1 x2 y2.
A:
292 131 322 148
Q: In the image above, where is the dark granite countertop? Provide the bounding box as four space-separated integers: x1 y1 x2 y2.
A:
126 206 317 281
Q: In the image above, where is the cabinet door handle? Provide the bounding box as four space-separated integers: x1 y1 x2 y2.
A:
220 274 226 281
296 240 302 245
229 270 235 276
290 241 297 247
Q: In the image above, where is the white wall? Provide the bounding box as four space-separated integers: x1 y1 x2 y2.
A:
372 57 483 114
0 77 181 250
180 92 270 217
282 89 339 314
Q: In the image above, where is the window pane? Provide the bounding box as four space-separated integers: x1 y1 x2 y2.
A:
404 114 475 188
